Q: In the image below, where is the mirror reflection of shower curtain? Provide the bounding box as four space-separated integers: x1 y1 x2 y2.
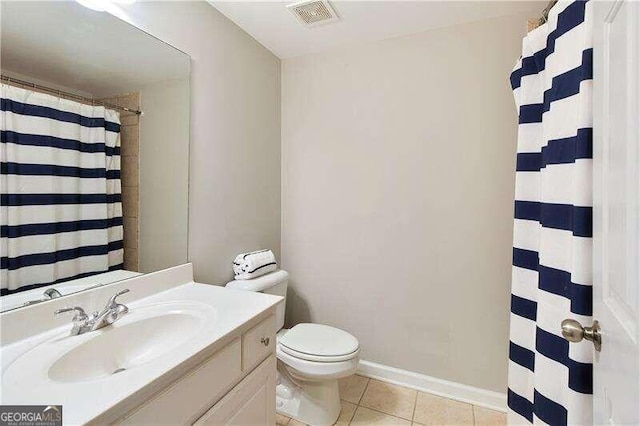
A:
0 84 124 295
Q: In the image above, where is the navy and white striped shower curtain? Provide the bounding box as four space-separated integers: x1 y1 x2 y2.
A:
1 84 124 295
508 1 593 425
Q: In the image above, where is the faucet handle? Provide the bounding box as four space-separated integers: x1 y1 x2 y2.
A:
106 289 130 307
54 306 88 321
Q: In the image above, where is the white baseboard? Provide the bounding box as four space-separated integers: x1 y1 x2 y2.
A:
356 360 507 413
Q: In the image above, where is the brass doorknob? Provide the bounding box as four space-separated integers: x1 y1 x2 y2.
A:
260 337 270 346
561 319 602 352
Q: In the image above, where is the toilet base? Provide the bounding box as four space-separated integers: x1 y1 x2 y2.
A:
276 364 341 426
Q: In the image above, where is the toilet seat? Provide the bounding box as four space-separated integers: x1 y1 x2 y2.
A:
279 344 359 363
275 324 360 381
276 344 359 381
278 323 359 362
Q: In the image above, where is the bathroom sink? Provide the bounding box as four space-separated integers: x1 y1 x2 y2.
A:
3 301 214 385
49 311 204 383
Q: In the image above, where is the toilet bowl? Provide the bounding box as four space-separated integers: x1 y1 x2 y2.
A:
226 270 359 426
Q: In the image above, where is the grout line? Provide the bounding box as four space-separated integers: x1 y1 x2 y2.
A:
472 404 476 426
356 376 371 406
356 405 415 423
411 389 419 423
345 402 357 425
355 377 416 423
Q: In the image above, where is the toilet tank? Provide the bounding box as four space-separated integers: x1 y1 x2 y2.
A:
225 270 289 332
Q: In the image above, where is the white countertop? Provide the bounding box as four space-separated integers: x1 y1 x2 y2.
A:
0 281 281 425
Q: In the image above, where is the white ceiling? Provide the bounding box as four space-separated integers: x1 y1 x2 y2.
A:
209 1 545 59
1 1 189 97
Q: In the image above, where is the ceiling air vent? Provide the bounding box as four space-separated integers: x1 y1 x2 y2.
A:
287 0 339 28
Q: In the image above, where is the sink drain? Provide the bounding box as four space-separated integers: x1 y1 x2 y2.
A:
112 367 127 375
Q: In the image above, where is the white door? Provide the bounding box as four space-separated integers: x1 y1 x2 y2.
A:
592 0 640 424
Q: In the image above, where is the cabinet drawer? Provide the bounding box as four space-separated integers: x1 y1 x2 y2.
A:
242 315 275 371
119 338 242 425
194 355 276 426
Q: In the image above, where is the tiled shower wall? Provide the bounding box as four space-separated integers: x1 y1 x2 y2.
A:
100 92 141 272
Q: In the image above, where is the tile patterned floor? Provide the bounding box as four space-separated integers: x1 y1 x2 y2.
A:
276 375 507 426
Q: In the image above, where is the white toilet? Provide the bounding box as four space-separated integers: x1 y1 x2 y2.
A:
226 270 359 426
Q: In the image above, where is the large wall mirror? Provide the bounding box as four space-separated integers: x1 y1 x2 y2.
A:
0 1 190 312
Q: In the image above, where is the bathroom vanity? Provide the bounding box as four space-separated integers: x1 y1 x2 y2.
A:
116 307 277 425
0 264 282 425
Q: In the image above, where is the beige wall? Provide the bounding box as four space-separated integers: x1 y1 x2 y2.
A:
139 78 189 274
281 14 526 392
124 2 281 285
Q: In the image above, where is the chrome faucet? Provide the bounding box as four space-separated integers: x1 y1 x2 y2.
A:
21 287 63 307
54 289 130 336
91 289 130 330
54 306 91 335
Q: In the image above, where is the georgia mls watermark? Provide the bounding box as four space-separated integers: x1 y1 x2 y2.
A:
0 406 62 426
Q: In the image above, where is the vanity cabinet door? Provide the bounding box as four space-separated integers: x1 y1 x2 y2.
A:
242 314 275 371
194 355 276 426
118 338 242 425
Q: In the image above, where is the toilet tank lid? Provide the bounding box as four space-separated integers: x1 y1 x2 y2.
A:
225 270 289 292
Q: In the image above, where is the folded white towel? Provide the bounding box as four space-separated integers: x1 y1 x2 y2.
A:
233 249 278 280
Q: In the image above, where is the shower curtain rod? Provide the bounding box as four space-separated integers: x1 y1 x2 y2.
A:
1 75 142 116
